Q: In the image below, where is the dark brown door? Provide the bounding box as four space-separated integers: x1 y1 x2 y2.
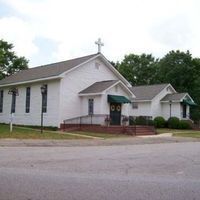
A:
110 103 121 125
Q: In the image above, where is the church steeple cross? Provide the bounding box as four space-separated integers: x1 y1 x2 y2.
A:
95 38 104 53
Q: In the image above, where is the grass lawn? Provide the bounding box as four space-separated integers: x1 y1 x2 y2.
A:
0 124 132 140
73 131 132 139
173 131 200 138
0 124 86 140
157 128 200 138
156 128 190 134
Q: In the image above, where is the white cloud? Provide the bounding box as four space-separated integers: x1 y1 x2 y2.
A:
0 16 38 58
1 0 200 65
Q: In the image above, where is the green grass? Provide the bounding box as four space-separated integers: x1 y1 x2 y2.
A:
73 131 132 139
0 124 131 140
0 124 86 140
157 128 200 138
173 131 200 138
156 128 190 134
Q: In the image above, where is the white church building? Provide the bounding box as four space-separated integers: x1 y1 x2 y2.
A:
0 47 195 128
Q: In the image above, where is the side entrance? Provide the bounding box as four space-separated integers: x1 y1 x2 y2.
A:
110 103 121 125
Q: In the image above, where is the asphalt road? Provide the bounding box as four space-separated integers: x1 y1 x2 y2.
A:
0 142 200 200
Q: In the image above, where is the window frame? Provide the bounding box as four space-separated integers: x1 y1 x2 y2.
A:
11 93 16 113
0 90 3 113
42 84 48 113
132 102 138 109
25 87 31 113
88 98 94 115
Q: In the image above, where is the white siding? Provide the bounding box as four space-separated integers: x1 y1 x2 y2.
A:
80 95 102 116
0 79 61 127
151 86 174 118
161 102 181 120
129 102 152 117
59 58 119 122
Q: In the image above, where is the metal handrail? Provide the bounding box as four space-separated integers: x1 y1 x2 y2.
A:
63 114 130 126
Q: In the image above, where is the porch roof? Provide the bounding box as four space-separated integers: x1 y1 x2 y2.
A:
79 80 118 94
182 99 197 106
161 93 187 102
161 93 197 106
107 95 131 104
79 80 135 97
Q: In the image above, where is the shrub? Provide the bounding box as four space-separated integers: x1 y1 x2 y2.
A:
168 117 180 129
154 116 166 128
135 116 154 126
147 120 154 126
135 116 147 125
179 120 192 129
129 116 135 125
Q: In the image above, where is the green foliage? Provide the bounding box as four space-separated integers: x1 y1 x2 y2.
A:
168 117 180 129
117 53 158 85
129 116 135 125
154 116 166 128
135 116 146 125
190 108 200 124
157 50 200 97
147 120 154 126
135 116 154 126
179 120 192 129
0 39 28 79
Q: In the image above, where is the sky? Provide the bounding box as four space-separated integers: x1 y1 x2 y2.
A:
0 0 200 67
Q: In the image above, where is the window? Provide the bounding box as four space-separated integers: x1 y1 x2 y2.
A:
42 85 48 113
0 90 3 113
11 93 16 113
25 87 31 113
132 102 138 109
88 99 94 115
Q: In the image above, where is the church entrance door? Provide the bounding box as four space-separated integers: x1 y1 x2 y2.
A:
110 103 121 125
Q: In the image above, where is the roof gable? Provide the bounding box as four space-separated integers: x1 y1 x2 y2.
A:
161 93 193 102
79 80 118 94
79 80 135 97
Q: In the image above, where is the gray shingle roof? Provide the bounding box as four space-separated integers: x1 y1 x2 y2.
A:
79 80 119 94
161 93 187 101
130 84 169 100
0 53 98 86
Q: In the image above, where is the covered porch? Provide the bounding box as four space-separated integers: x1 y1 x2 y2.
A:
161 93 197 120
78 80 134 126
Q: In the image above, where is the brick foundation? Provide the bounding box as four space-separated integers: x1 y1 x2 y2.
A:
60 124 156 135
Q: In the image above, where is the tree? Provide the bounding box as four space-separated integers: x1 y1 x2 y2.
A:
0 39 28 80
117 53 158 85
157 50 200 122
157 50 199 93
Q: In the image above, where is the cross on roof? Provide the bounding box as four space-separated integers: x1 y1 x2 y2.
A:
95 38 104 53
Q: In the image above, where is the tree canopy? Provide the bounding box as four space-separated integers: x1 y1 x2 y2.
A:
157 50 199 93
117 53 158 86
0 39 28 80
